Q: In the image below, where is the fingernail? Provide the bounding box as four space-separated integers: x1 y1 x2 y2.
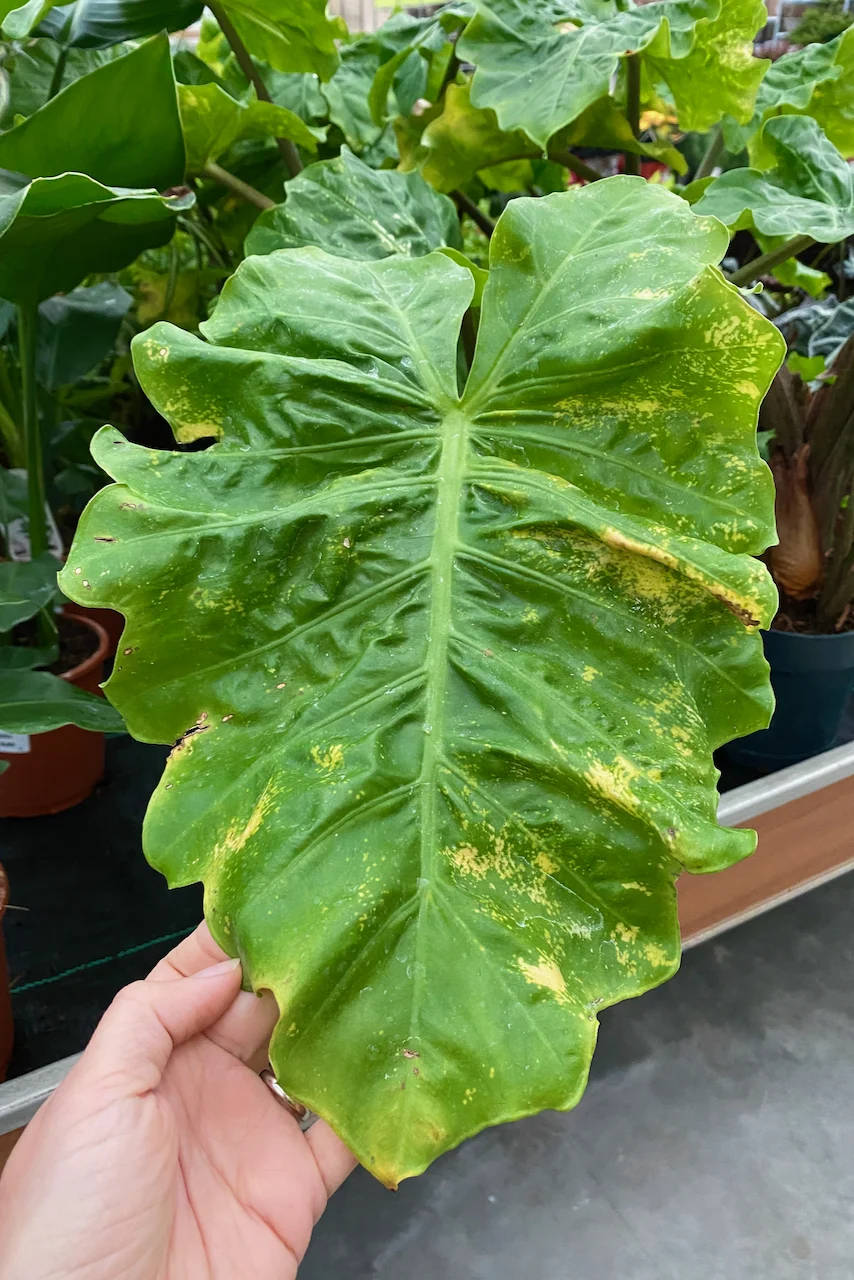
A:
192 956 241 979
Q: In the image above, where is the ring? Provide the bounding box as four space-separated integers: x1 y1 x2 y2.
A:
260 1068 318 1132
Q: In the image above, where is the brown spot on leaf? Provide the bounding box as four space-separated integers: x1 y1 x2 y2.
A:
402 1049 420 1059
94 536 115 543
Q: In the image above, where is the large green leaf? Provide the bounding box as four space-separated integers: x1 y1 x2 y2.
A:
723 28 854 161
412 81 687 193
245 147 461 260
61 177 781 1185
0 552 59 630
33 0 202 46
37 282 132 389
0 175 188 307
0 670 125 732
458 0 739 149
693 115 854 242
0 38 128 128
644 0 769 132
178 82 321 174
0 35 189 305
215 1 345 82
0 34 184 191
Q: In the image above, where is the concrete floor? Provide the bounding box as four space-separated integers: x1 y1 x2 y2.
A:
302 872 854 1279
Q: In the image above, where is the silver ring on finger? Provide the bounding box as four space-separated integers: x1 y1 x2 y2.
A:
260 1068 318 1132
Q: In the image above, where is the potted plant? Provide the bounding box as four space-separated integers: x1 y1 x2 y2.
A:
0 552 123 815
727 335 854 767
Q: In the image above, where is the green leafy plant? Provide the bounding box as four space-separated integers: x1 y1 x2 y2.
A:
789 0 853 49
62 179 782 1184
0 553 123 730
760 334 854 628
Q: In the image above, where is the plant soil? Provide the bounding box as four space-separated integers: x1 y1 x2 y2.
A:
11 615 99 674
772 598 854 635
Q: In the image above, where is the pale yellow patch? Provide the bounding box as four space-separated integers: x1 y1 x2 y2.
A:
311 743 344 774
535 852 559 875
645 943 671 967
582 666 598 683
615 922 639 943
735 380 760 398
211 779 278 862
518 955 566 997
586 755 641 813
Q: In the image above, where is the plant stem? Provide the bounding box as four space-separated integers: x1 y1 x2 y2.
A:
452 189 495 238
624 54 641 177
203 162 275 211
694 124 724 181
18 303 48 560
728 234 816 287
208 0 303 177
46 45 69 101
549 148 604 183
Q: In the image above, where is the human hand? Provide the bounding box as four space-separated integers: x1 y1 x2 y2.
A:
0 924 356 1280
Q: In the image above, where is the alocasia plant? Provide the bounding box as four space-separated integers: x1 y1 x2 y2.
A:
178 82 321 178
692 116 854 243
245 147 462 259
723 27 854 162
456 0 764 150
62 177 782 1185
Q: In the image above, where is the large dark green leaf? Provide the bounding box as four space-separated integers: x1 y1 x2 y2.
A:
0 36 190 305
0 670 125 731
693 115 854 242
457 0 755 149
724 28 854 161
245 147 462 260
178 82 321 174
61 178 781 1185
0 34 184 190
0 38 128 128
0 175 188 306
36 282 132 389
0 552 59 629
33 0 202 46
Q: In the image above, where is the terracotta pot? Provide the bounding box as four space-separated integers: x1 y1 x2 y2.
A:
0 616 110 818
0 864 12 1082
62 600 125 657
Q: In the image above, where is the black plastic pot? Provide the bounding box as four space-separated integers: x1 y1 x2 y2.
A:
727 628 854 771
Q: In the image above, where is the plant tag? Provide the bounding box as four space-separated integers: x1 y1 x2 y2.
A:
0 731 30 755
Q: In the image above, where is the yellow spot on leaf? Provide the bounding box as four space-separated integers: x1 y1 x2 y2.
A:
518 955 566 998
311 743 344 774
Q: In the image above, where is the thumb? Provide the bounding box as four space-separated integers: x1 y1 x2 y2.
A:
75 957 243 1097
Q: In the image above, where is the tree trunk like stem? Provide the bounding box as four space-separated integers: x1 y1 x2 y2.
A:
18 302 48 560
624 54 641 177
550 149 604 183
203 162 276 210
208 1 303 177
694 125 724 181
729 235 816 288
452 189 495 238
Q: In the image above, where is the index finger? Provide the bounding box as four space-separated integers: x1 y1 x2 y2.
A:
147 921 228 981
